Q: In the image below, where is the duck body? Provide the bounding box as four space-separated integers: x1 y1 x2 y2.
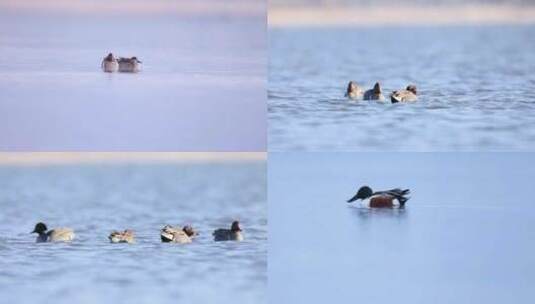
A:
213 221 243 241
391 85 418 103
101 53 118 72
347 186 410 208
109 230 135 243
32 222 75 243
363 82 385 101
160 225 193 243
345 81 363 100
118 57 142 73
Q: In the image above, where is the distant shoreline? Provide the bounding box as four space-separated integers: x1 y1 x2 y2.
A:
0 153 266 166
0 0 264 17
269 5 535 27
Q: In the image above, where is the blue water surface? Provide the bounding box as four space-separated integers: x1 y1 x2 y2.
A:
269 153 535 303
0 161 267 304
269 26 535 151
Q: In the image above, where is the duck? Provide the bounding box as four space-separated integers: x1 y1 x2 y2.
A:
160 225 194 243
118 56 142 73
108 229 135 244
101 53 118 73
345 81 363 100
391 85 418 103
31 222 75 243
347 186 410 208
363 82 385 101
213 220 243 241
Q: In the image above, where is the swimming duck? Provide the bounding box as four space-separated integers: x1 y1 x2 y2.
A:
31 222 75 243
101 53 118 73
347 186 410 208
160 225 193 243
213 220 243 242
345 81 363 100
108 229 135 244
118 56 142 73
391 85 418 103
363 82 385 101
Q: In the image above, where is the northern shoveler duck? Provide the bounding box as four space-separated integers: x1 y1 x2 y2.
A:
31 222 75 243
108 229 135 244
345 81 363 100
347 186 410 208
213 220 243 242
363 82 385 101
391 85 418 103
101 53 118 73
160 225 193 243
118 56 142 73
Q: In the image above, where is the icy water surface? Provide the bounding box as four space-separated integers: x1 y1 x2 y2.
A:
269 25 535 151
0 162 266 304
269 153 535 303
0 7 266 150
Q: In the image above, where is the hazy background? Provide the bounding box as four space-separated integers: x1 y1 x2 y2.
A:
271 0 534 5
269 153 535 303
0 0 266 151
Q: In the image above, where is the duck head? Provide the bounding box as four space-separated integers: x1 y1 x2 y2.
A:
32 222 47 234
231 221 242 232
346 81 359 96
347 186 373 203
406 85 417 95
373 82 382 94
182 225 197 237
131 56 142 63
105 53 114 61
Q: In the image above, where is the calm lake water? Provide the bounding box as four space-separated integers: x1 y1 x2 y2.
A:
269 153 535 303
0 162 266 304
269 25 535 151
0 8 265 151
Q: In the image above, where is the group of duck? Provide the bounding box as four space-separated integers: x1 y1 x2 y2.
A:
31 220 243 244
101 52 142 73
345 81 418 103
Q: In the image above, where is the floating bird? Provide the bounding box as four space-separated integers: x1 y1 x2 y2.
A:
160 225 193 243
391 85 418 103
108 229 135 244
118 56 142 73
345 81 363 100
347 186 410 208
363 82 385 101
31 222 75 243
101 53 118 72
213 220 243 241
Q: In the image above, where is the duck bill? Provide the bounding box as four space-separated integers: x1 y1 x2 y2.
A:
347 194 360 203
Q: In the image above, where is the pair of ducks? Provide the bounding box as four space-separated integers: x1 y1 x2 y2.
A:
159 221 243 243
347 185 411 208
345 81 418 103
31 220 243 244
101 52 142 73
